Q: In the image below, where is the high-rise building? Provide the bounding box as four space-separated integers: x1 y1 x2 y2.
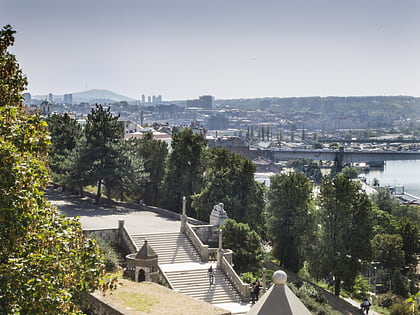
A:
141 94 145 104
187 95 213 109
64 93 73 105
199 95 213 109
23 92 31 106
152 95 156 103
148 96 151 103
48 93 53 103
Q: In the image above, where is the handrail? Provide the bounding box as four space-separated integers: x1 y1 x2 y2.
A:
220 256 251 302
184 222 209 262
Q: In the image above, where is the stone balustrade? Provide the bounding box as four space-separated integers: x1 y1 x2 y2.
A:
220 256 250 302
184 222 209 262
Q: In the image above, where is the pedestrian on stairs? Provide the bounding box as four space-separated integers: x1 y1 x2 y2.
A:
208 266 215 285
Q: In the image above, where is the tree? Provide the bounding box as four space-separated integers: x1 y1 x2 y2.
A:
222 219 263 272
266 172 315 273
372 187 400 214
341 165 360 179
160 128 207 215
313 174 374 295
81 104 124 203
102 139 148 202
0 24 112 314
46 113 83 190
192 147 265 233
371 234 405 271
130 133 168 205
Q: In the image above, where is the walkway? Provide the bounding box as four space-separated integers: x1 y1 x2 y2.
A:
46 188 180 234
344 298 381 315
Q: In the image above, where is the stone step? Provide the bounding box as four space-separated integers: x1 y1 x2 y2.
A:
164 269 241 304
131 232 201 264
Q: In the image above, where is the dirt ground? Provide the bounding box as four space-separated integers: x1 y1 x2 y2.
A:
92 279 230 315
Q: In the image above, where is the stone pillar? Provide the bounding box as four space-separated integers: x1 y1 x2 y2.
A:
118 219 125 247
180 196 187 233
217 228 223 268
262 267 267 293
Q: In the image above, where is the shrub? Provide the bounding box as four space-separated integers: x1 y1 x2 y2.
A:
351 275 373 300
89 233 120 272
389 302 418 315
375 292 402 308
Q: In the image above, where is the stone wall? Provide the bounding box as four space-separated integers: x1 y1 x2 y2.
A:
84 228 119 246
88 293 127 315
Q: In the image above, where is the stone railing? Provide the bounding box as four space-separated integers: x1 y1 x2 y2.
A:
118 220 137 253
220 256 250 302
184 222 209 262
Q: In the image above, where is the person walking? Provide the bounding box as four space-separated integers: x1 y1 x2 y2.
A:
208 266 215 285
361 298 371 314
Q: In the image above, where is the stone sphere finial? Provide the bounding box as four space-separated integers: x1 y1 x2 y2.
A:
273 270 287 285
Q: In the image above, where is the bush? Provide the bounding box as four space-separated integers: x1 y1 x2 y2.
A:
298 282 327 304
241 272 255 284
375 292 402 308
389 302 418 315
89 233 120 272
351 275 373 300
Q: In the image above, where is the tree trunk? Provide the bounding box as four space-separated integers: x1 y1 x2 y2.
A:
334 276 341 296
96 180 102 204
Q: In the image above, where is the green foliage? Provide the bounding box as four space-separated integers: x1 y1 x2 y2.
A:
351 275 373 300
313 173 374 296
80 104 124 203
160 128 207 215
289 282 341 315
240 272 255 284
0 24 113 314
129 133 168 205
371 234 405 271
286 159 323 184
222 219 263 272
376 292 403 308
372 187 401 213
103 139 148 202
192 147 265 232
341 165 360 179
46 113 83 189
89 233 120 272
266 172 316 273
389 303 418 315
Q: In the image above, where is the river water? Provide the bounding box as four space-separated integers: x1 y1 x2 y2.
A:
363 160 420 197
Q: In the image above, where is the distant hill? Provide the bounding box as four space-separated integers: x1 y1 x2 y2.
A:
71 89 134 103
33 89 135 103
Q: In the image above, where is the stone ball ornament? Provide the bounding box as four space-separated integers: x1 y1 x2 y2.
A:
272 270 287 285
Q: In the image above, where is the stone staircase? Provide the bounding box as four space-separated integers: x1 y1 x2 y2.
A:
131 232 201 264
130 232 245 310
165 268 241 304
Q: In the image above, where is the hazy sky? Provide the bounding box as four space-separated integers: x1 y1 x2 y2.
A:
1 0 419 100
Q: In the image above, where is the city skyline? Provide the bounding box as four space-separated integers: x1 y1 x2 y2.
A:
1 0 419 101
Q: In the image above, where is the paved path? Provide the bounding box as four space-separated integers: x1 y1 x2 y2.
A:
344 297 381 315
46 188 180 234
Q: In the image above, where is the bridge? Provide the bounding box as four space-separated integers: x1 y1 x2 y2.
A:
270 148 420 164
